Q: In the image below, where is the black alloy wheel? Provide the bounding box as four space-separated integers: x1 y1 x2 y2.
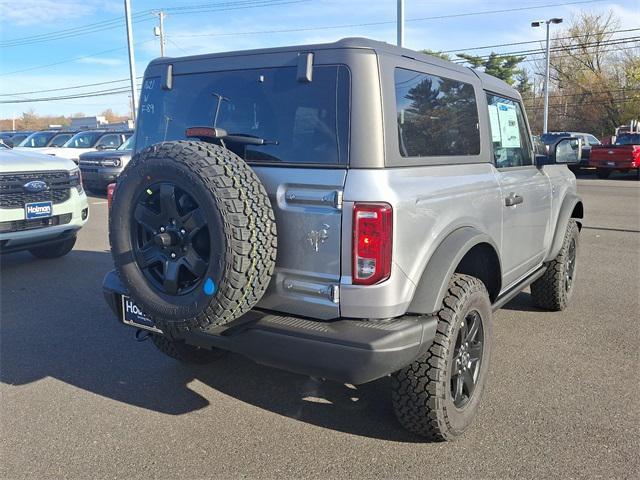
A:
131 182 210 296
564 238 576 293
450 310 484 408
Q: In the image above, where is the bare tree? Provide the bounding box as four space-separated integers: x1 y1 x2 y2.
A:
535 11 640 137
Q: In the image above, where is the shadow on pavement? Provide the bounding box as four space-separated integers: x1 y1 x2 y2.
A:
574 170 639 181
0 249 420 443
499 291 543 312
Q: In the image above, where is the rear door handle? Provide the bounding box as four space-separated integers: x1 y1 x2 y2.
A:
505 193 524 207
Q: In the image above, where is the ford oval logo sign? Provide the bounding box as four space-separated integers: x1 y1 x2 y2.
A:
23 180 49 193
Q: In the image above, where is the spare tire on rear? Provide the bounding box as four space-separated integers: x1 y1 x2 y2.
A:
109 140 277 337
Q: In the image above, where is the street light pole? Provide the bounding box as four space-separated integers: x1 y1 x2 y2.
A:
124 0 138 123
397 0 404 47
532 18 562 133
543 21 551 134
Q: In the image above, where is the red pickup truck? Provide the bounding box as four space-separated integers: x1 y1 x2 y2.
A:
590 133 640 179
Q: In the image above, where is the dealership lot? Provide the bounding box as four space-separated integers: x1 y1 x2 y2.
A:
1 175 638 479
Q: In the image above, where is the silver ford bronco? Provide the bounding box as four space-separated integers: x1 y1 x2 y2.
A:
103 38 583 441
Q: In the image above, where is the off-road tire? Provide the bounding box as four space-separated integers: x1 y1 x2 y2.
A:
531 219 579 311
29 236 76 259
391 274 492 441
596 168 611 179
110 141 277 338
150 334 225 364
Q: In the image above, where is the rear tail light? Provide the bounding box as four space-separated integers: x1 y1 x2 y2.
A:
107 183 116 209
352 203 392 285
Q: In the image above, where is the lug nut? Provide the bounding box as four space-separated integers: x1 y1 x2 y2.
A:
180 229 186 234
170 252 176 259
160 226 165 233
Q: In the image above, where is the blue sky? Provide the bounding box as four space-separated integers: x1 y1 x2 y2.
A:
0 0 638 118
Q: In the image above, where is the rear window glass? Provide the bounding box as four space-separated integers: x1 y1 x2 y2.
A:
615 133 640 145
136 66 350 165
50 133 73 147
395 68 480 157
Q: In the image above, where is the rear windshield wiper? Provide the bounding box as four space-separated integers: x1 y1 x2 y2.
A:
185 127 278 146
225 133 279 146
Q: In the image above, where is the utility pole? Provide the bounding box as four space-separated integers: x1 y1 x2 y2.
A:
124 0 138 123
532 18 562 133
154 10 166 57
397 0 404 47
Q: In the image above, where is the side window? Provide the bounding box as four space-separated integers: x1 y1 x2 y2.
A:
587 134 600 146
486 94 532 168
96 134 122 148
395 68 480 157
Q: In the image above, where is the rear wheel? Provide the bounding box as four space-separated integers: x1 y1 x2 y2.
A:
596 168 611 179
29 236 76 259
391 274 492 441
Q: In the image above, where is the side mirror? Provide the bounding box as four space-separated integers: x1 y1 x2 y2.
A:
553 137 582 164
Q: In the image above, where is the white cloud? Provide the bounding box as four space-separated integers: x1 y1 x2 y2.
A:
0 0 100 26
76 57 123 67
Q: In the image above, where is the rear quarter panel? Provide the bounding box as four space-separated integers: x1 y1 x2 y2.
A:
340 164 502 318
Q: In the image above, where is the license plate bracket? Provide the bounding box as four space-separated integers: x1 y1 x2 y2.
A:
25 201 52 220
121 295 163 333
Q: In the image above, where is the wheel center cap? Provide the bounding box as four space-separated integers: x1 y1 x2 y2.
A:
154 231 180 248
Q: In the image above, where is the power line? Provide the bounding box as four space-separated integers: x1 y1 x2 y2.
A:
522 87 640 101
170 0 608 38
527 97 638 110
452 36 640 63
516 44 640 64
0 87 143 104
438 27 640 54
0 78 139 97
0 13 155 48
0 40 156 77
0 0 309 48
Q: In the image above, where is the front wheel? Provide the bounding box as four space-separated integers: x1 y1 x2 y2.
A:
391 274 492 441
531 219 579 311
29 236 76 259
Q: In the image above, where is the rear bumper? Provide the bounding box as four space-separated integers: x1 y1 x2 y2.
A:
102 270 437 384
590 159 637 169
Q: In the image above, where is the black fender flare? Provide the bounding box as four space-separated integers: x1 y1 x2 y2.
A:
407 227 501 315
545 193 583 261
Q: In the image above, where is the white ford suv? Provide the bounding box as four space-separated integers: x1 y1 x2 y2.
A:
0 145 89 258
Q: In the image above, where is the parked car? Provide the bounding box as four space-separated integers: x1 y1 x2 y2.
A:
1 131 34 148
79 136 133 193
38 129 133 163
0 131 17 146
540 131 600 170
590 132 640 178
14 130 79 149
102 38 583 441
0 143 89 257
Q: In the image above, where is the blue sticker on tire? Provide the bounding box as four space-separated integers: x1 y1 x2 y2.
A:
204 278 216 295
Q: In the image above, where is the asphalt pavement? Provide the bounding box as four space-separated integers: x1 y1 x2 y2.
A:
1 172 638 479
